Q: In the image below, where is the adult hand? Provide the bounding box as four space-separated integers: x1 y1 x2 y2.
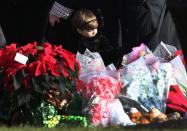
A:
49 14 60 27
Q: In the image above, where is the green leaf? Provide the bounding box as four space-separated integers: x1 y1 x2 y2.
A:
35 46 43 50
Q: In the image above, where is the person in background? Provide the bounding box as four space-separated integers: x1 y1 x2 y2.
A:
119 0 187 55
0 25 6 47
69 8 122 66
168 0 187 61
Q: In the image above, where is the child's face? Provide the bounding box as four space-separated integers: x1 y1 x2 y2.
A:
77 28 98 38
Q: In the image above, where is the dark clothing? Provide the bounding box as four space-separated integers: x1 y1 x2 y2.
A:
168 0 187 9
0 0 51 45
168 0 187 60
0 26 6 47
120 0 184 54
47 0 122 51
54 0 86 9
85 0 122 49
68 31 122 66
46 0 123 66
47 0 187 61
46 0 86 46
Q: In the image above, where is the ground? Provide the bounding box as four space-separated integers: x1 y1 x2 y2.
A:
0 119 187 131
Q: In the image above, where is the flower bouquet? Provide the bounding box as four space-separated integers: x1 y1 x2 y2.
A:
120 43 180 113
0 42 85 127
76 50 133 127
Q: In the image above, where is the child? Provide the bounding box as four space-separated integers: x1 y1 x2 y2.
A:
68 8 122 66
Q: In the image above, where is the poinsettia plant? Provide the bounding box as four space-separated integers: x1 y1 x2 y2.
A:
0 42 81 124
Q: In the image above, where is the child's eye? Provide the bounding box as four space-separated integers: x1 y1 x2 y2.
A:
86 30 92 32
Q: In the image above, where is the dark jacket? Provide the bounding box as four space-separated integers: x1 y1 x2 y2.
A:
54 0 86 9
167 0 187 60
0 26 6 47
47 0 87 46
84 0 122 49
121 0 184 53
49 0 121 49
68 31 122 66
0 0 50 45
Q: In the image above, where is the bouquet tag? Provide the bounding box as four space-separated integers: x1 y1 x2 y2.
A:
14 52 28 65
106 63 116 71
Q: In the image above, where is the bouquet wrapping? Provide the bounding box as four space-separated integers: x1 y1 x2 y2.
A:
76 50 133 126
120 44 176 113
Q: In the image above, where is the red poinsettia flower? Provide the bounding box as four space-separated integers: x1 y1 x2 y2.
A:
0 49 3 58
5 43 17 51
56 47 77 71
42 42 57 56
28 60 47 77
28 53 60 77
0 42 81 120
19 42 38 56
40 54 61 76
0 43 17 67
5 62 26 76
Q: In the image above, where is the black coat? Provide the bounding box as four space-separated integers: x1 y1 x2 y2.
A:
46 0 86 46
0 0 51 45
167 0 187 60
54 0 86 9
47 0 122 50
68 31 122 66
121 0 185 54
84 0 122 49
